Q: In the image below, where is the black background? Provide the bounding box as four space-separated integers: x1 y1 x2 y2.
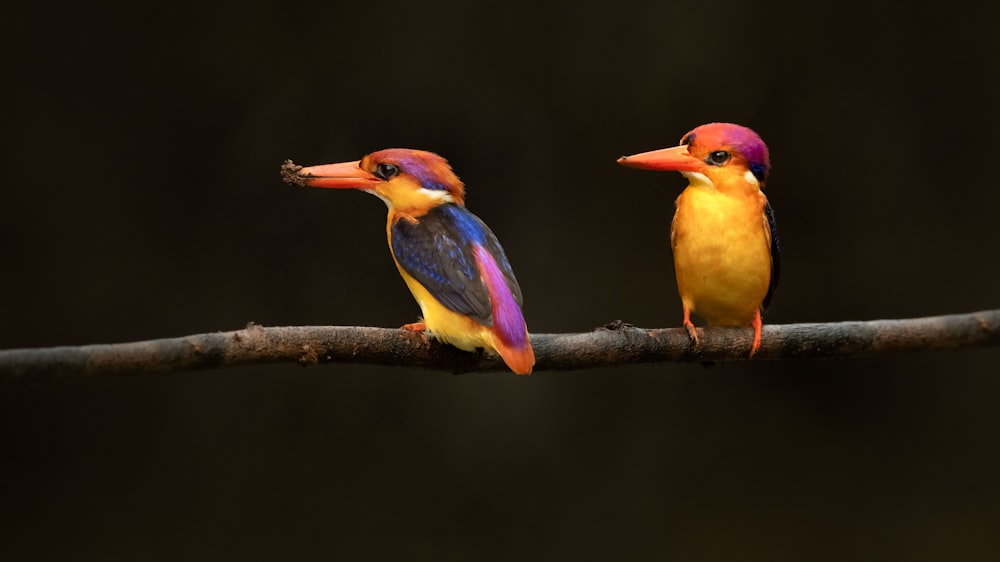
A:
3 1 1000 559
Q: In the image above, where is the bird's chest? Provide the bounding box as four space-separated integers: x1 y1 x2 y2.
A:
670 187 770 318
671 188 762 254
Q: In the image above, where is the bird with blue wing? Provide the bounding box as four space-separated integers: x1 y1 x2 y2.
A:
284 149 534 374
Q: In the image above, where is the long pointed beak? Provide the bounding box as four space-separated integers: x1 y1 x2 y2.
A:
617 145 701 172
286 160 381 189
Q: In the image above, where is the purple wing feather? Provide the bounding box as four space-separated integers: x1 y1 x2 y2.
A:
473 246 528 348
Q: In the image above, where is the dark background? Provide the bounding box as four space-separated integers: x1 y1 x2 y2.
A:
3 1 1000 559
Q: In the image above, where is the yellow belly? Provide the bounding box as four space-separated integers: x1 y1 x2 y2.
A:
671 186 771 326
396 264 496 352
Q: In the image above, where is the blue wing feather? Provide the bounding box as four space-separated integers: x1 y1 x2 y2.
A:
391 204 523 326
763 200 780 311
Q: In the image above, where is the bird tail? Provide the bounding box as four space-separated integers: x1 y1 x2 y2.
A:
491 332 535 375
474 246 535 375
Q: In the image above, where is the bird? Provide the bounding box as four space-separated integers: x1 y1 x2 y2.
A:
617 123 780 356
283 149 535 375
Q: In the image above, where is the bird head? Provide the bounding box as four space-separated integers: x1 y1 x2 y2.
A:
617 123 771 190
293 148 465 215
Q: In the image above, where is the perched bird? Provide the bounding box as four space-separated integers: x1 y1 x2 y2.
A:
283 149 535 374
617 123 780 356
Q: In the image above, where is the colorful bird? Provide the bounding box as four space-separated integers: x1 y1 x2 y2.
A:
617 123 780 356
285 149 535 374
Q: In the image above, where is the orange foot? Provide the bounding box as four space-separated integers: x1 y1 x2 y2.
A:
749 309 763 357
401 321 427 333
682 308 699 346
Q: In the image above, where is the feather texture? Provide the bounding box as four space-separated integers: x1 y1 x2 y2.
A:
390 204 523 326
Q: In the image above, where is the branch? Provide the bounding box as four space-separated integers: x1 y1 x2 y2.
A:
2 309 999 382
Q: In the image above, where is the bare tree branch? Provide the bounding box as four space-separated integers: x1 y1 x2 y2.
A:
2 309 999 382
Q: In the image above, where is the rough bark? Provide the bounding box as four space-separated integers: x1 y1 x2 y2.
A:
2 310 998 382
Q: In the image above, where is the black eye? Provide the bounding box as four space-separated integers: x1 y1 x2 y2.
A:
706 150 730 166
373 162 400 180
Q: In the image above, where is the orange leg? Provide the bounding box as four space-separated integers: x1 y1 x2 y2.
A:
682 307 699 346
401 321 426 333
749 309 763 357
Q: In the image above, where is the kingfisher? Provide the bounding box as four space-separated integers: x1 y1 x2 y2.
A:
283 149 535 375
617 123 780 356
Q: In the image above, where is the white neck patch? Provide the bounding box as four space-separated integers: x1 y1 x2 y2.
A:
418 188 456 204
681 171 715 189
371 187 455 210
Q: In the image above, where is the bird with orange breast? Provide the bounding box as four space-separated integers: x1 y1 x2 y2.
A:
617 123 780 356
283 149 535 374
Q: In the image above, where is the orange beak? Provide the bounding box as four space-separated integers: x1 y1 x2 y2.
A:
617 145 702 172
296 160 381 189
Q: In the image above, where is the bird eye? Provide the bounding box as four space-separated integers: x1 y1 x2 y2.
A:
706 150 730 166
373 163 400 180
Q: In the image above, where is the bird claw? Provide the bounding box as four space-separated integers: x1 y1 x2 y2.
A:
682 308 700 348
684 322 700 346
401 322 427 333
